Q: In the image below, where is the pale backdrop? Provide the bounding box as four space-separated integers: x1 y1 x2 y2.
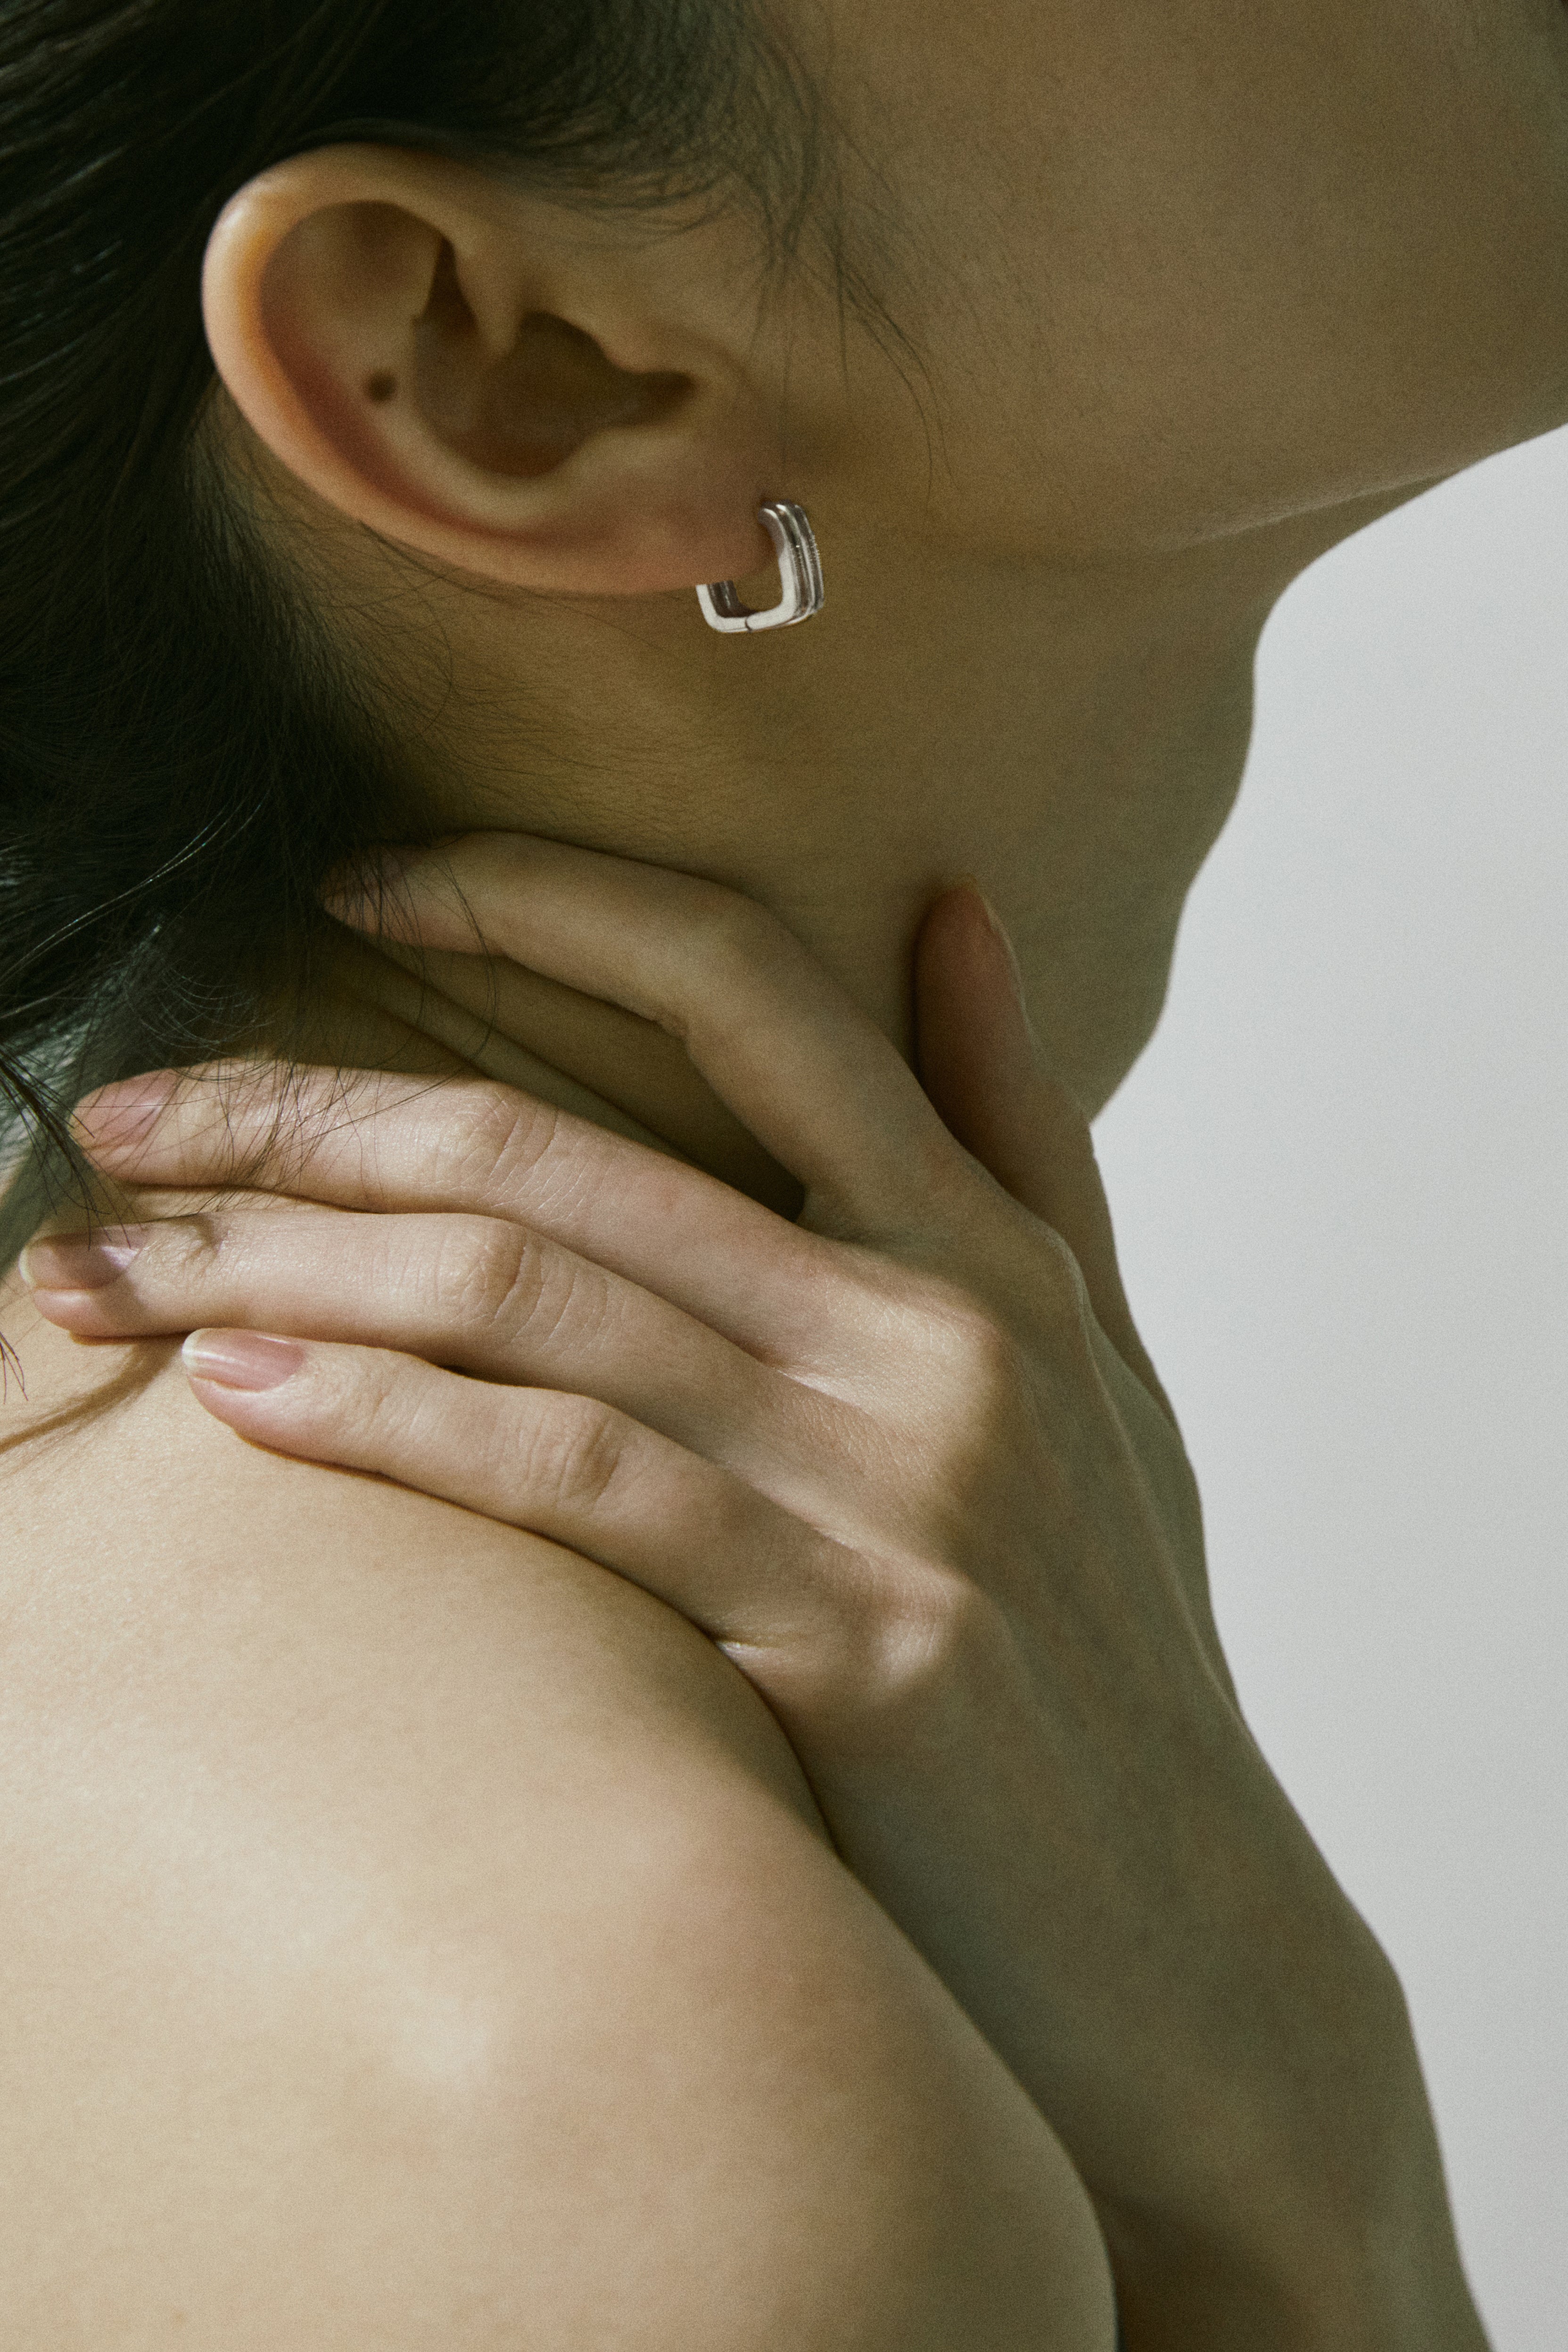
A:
1095 428 1568 2350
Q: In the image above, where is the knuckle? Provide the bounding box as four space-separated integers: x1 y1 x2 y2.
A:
912 1232 1090 1373
471 1084 562 1189
875 1281 1057 1503
436 1083 564 1206
1032 1220 1091 1311
919 1286 1032 1402
452 1221 605 1356
813 1552 1004 1724
431 1217 548 1337
662 889 790 1027
135 1205 227 1276
880 1561 995 1675
215 1062 329 1190
691 884 778 961
518 1391 627 1518
327 1343 419 1455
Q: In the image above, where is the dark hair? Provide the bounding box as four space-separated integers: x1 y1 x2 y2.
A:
0 0 817 1263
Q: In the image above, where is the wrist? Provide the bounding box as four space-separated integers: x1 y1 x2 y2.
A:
1105 2224 1487 2352
1098 1966 1490 2352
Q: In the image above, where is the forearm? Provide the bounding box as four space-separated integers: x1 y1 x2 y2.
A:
870 1706 1490 2352
1103 2194 1488 2352
44 862 1493 2352
1093 1980 1490 2352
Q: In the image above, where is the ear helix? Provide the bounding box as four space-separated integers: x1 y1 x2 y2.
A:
697 501 824 634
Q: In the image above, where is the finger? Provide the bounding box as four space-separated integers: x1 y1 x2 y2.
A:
181 1329 861 1670
334 833 959 1236
19 1203 832 1504
71 1063 853 1370
915 884 1171 1414
343 933 803 1215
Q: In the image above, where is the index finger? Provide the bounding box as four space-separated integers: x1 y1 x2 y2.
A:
73 1062 854 1371
345 833 962 1237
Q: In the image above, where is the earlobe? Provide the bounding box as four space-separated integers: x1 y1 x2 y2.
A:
200 145 780 598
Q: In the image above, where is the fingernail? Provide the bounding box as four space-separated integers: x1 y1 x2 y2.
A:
20 1228 149 1291
71 1074 177 1150
322 846 418 928
183 1330 305 1391
952 872 1004 932
957 876 1027 998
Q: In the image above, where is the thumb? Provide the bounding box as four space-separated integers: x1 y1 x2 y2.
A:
914 882 1172 1420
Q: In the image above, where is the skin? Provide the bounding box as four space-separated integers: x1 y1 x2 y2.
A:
8 0 1568 2340
17 853 1483 2352
182 0 1568 1114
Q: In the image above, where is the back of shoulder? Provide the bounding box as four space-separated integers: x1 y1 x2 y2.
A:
0 1296 1113 2352
0 1287 811 1812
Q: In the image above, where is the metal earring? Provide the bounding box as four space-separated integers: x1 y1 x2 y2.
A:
697 501 824 635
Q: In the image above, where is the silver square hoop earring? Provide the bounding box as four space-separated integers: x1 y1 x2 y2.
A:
696 501 825 635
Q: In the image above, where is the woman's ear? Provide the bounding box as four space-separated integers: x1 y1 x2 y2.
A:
201 146 779 594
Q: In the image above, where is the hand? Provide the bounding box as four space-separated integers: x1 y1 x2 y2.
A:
25 836 1481 2350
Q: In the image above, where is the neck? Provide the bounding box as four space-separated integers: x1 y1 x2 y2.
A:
303 490 1405 1199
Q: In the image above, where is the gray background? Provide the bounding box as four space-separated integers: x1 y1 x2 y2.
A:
1095 426 1567 2351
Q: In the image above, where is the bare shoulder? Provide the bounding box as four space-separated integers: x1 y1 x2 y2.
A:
0 1288 1113 2352
0 1280 817 1824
